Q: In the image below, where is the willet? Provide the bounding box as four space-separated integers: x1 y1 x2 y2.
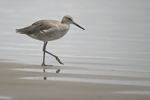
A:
16 15 85 66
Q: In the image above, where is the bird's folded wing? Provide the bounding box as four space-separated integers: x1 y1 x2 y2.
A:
16 20 52 34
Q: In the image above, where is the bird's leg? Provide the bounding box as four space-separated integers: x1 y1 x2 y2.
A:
41 42 47 66
45 50 64 64
42 42 64 65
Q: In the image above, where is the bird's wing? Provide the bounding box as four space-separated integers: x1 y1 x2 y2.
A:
16 20 52 34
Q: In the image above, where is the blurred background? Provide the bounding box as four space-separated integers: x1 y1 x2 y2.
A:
0 0 150 66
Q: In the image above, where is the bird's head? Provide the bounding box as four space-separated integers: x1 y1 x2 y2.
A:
61 15 85 30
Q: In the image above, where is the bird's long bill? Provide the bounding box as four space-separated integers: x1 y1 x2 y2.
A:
73 21 85 30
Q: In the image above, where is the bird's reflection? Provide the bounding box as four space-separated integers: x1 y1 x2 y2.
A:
56 69 61 73
43 69 46 73
43 68 61 80
43 77 47 80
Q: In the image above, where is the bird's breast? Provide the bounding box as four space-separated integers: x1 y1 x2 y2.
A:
42 25 69 42
53 27 69 39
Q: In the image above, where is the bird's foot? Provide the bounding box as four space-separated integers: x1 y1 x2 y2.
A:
41 63 52 66
55 56 64 65
41 63 46 66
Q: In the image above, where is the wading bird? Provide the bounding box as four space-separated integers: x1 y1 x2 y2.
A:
16 15 85 66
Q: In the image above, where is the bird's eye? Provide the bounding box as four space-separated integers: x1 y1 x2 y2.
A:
68 18 71 20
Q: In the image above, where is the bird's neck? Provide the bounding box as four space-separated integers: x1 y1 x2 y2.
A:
61 20 70 26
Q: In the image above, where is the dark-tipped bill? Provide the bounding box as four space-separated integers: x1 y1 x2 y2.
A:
73 21 85 30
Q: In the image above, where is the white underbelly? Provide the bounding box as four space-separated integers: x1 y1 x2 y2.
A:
28 29 68 42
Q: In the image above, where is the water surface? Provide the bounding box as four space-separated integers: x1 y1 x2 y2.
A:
0 1 150 100
0 0 150 67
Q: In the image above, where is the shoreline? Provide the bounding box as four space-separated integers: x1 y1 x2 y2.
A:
0 61 150 100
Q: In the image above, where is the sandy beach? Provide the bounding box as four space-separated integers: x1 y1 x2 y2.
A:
1 0 150 100
0 60 150 100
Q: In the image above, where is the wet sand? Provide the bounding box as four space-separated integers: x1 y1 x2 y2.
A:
1 1 150 99
0 60 150 100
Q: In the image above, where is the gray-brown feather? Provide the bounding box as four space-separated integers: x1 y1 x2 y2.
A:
16 20 52 34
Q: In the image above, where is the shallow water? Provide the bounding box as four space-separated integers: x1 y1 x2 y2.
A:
0 96 12 100
19 76 150 86
13 68 150 78
0 0 150 67
115 91 150 95
0 1 150 99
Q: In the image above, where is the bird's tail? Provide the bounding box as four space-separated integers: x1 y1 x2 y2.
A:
16 25 33 34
